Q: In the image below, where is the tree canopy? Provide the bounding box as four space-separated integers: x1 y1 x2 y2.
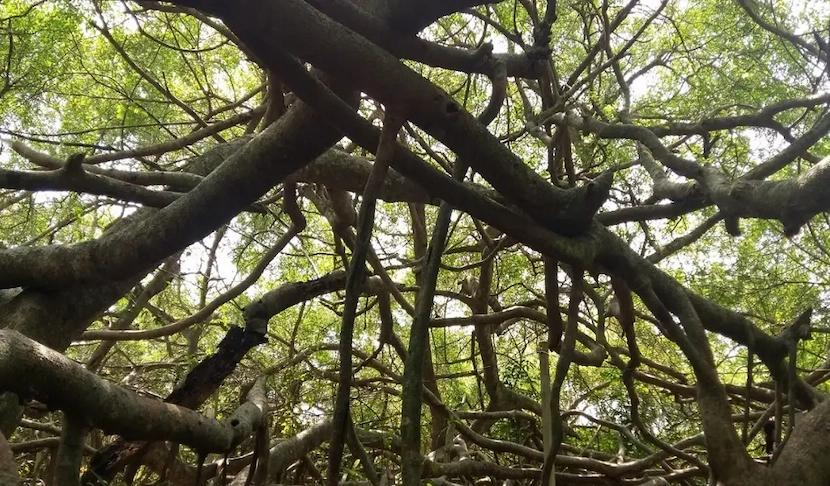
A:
1 0 830 485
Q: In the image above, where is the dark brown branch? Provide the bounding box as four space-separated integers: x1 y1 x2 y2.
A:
328 113 403 485
199 0 610 236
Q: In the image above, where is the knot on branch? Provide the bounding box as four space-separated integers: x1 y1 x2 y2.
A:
583 170 614 212
546 170 613 237
532 21 552 49
63 153 86 174
525 44 552 61
474 41 494 60
283 182 307 231
787 308 813 343
773 308 813 354
328 189 357 230
243 299 271 335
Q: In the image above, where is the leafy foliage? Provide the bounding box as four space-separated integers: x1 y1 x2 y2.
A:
1 0 830 485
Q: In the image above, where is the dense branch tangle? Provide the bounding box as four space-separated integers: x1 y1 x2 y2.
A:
0 1 829 486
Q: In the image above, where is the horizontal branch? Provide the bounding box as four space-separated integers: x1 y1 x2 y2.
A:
0 160 182 207
0 330 262 452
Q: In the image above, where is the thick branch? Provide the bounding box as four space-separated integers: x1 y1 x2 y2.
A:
701 155 830 236
0 77 356 289
178 0 610 236
0 330 263 452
